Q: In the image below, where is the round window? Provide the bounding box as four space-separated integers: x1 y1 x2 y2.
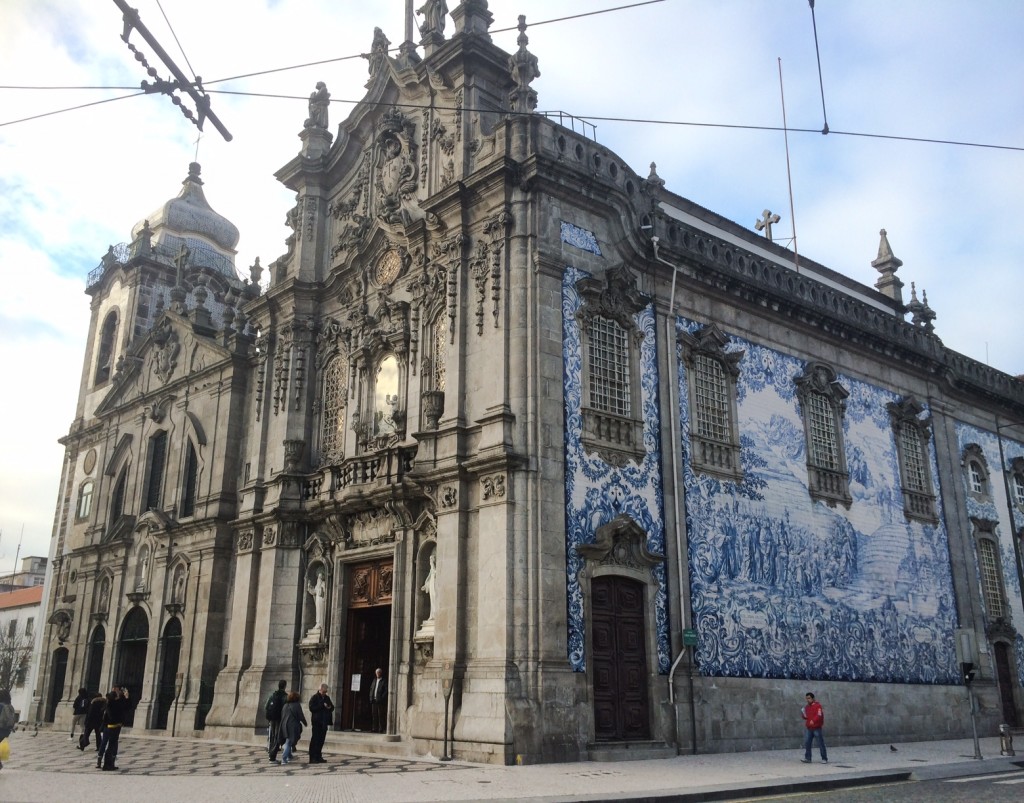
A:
375 250 402 286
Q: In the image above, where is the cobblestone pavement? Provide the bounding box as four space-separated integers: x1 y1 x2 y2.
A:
6 729 466 777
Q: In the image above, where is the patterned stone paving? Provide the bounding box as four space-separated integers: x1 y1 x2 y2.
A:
9 729 466 777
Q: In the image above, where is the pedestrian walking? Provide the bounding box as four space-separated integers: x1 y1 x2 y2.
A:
265 680 288 763
79 693 107 751
0 689 17 771
278 692 306 765
98 684 130 771
308 683 334 763
800 691 827 764
70 687 90 740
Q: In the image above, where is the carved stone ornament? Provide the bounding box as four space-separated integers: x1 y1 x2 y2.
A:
440 486 458 509
575 263 648 334
49 609 74 644
151 318 181 384
421 389 445 431
576 514 663 574
237 530 255 553
481 473 506 500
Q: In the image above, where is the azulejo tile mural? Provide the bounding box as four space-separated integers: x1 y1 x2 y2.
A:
677 317 960 684
954 422 1024 689
562 266 669 674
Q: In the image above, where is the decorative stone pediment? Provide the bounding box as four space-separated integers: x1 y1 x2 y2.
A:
577 514 663 573
348 508 396 546
575 264 648 335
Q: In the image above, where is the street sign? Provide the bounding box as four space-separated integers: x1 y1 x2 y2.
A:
683 628 698 646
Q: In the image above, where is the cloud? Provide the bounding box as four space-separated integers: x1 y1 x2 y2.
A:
1 0 1021 561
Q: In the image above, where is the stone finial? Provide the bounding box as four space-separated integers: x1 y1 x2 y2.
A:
508 16 540 113
451 0 493 39
871 228 905 305
418 0 448 41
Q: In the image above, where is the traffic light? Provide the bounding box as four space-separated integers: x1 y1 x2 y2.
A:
962 662 976 686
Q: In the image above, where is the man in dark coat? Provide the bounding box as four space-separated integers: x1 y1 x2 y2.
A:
78 694 106 751
369 668 387 733
265 680 288 762
70 687 90 740
98 684 130 770
307 683 335 763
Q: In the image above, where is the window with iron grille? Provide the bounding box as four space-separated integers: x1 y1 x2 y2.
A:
693 354 730 442
433 314 447 392
794 362 850 507
320 356 347 462
978 537 1005 620
806 392 840 470
887 398 937 523
899 426 928 493
588 315 631 417
1014 471 1024 508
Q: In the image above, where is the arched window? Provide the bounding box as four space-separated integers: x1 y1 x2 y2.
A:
94 311 119 385
76 480 95 520
373 354 400 438
962 444 990 501
180 441 198 518
679 324 744 480
319 355 348 463
887 397 937 523
795 362 851 508
110 467 128 521
977 535 1006 620
144 431 168 511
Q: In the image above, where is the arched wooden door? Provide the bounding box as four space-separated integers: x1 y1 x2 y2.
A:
591 575 650 741
47 648 69 722
84 625 106 694
115 607 149 726
994 642 1019 727
155 618 182 729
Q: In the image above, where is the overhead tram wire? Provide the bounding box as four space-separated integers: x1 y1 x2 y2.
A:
156 0 199 82
0 92 146 128
807 0 830 135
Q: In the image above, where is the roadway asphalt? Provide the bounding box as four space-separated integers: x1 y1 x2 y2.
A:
0 729 1019 802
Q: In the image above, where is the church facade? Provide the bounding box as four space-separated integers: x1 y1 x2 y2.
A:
37 2 1023 764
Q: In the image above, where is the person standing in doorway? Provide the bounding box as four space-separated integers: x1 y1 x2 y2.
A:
800 691 827 764
369 668 387 733
307 683 334 763
265 680 288 763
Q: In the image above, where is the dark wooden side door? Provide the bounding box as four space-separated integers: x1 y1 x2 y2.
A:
591 575 650 741
994 642 1019 727
340 559 393 731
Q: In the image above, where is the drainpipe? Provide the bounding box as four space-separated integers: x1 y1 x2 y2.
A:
651 235 697 755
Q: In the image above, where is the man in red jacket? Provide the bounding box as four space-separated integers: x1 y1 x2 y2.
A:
801 692 828 763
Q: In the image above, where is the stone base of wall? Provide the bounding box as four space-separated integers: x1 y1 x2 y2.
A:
673 675 1003 754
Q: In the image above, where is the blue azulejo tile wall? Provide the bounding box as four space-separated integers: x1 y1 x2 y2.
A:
677 317 959 684
562 266 670 674
954 422 1024 689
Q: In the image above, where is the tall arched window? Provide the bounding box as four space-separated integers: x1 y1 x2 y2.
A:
76 480 95 520
144 431 168 512
319 355 348 463
110 467 128 521
795 362 851 508
180 441 198 518
94 311 119 385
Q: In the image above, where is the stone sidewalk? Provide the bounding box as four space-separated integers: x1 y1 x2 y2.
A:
0 730 1019 802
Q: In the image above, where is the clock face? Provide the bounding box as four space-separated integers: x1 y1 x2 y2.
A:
375 250 402 286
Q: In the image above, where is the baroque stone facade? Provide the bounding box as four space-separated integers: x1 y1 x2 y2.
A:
37 2 1023 765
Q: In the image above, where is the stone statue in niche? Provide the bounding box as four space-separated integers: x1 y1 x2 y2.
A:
307 568 327 632
98 576 110 613
421 551 437 622
172 564 187 604
135 546 150 592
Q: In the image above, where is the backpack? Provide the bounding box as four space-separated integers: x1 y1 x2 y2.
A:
265 691 284 721
0 702 17 731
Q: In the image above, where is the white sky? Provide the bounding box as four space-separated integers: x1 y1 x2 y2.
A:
1 0 1022 563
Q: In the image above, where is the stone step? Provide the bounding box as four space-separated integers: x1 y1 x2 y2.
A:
587 740 676 762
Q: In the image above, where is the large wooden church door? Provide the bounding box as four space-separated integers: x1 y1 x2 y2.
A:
994 642 1019 727
341 559 392 731
591 575 650 741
